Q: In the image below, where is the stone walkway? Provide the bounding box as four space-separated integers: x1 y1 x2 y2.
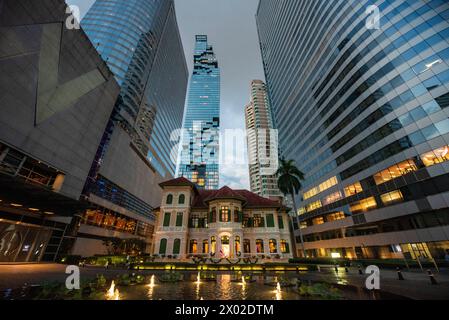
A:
0 264 128 291
1 264 448 299
298 266 449 300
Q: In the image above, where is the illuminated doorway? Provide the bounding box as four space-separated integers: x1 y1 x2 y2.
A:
221 236 230 258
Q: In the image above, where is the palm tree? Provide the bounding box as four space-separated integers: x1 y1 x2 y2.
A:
276 157 306 258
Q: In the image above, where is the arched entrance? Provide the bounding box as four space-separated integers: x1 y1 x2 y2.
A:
220 235 230 258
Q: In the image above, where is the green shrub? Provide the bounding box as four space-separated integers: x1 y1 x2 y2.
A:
59 255 82 265
298 283 342 300
159 272 183 283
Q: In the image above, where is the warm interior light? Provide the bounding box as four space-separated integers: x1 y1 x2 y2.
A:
10 203 23 207
44 211 55 215
331 252 341 258
28 208 40 212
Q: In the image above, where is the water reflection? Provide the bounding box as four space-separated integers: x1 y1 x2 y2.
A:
114 272 378 300
106 280 120 300
196 281 201 300
217 274 232 300
275 282 282 300
147 275 155 300
240 276 247 300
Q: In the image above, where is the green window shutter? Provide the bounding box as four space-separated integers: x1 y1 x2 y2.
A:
163 212 171 227
159 239 167 254
227 210 231 222
173 239 181 254
267 214 275 228
278 215 284 229
176 213 183 227
239 212 243 223
209 211 217 223
285 242 290 254
166 195 173 204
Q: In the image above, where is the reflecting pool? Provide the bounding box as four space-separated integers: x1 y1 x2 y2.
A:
118 274 302 300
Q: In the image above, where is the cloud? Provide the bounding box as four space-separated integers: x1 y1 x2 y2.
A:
221 164 250 189
68 0 262 190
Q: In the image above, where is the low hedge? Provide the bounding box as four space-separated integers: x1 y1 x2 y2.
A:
59 255 82 265
84 255 129 266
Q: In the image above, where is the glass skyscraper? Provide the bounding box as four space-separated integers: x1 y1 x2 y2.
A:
72 0 188 255
178 35 220 190
82 0 188 177
257 0 449 259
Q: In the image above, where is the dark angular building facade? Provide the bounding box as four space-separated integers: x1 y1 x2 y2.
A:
257 0 449 260
0 0 119 262
82 0 188 178
70 0 189 256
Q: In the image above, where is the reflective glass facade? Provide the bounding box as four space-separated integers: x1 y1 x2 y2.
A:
257 0 449 259
82 0 188 177
178 35 220 190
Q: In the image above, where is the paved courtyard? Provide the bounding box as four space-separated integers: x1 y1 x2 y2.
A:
301 266 449 300
0 264 448 299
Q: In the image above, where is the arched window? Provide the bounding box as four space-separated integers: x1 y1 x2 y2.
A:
178 194 185 204
159 238 167 255
166 194 173 205
173 239 181 255
202 239 209 254
189 239 198 254
243 239 251 253
235 236 241 254
281 240 290 254
269 239 277 254
256 239 264 253
221 236 230 257
211 236 216 254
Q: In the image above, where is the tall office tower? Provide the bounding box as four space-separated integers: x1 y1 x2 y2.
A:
69 0 188 256
0 0 119 262
245 80 282 199
257 0 449 259
82 0 188 177
178 35 220 190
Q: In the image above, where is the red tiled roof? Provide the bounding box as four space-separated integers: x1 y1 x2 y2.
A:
191 188 283 209
203 186 246 203
234 190 283 208
158 178 285 209
159 177 196 188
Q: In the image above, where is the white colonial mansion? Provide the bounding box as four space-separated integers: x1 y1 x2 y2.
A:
152 177 293 260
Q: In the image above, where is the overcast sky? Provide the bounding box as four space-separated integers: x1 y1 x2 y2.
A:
67 0 265 189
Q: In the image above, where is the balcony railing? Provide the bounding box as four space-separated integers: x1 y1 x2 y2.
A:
157 226 186 232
